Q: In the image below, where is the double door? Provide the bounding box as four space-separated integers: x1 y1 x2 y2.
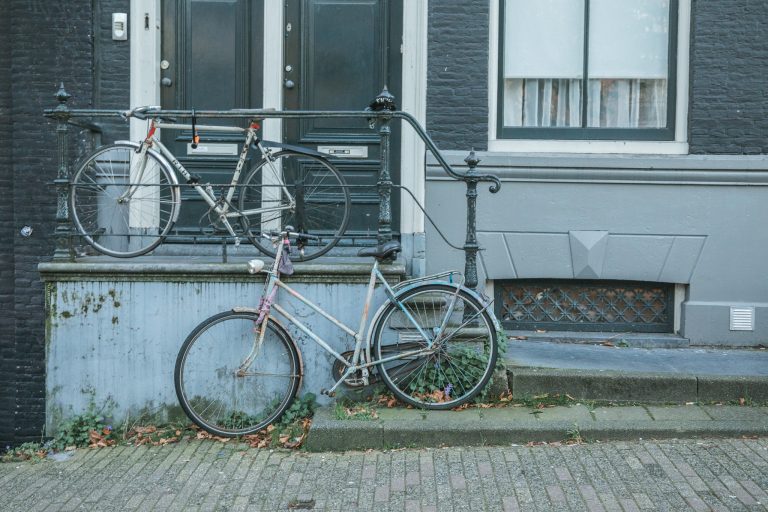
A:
161 0 402 243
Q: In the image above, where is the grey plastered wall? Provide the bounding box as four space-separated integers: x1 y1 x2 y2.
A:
425 153 768 346
40 263 401 432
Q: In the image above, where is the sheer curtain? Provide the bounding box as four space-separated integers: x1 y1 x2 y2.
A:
503 0 670 130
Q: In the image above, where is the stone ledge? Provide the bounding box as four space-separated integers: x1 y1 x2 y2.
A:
39 258 406 283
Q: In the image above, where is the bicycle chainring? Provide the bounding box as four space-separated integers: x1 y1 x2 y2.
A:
331 351 378 388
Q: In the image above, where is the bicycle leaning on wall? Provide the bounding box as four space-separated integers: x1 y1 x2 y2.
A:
68 106 351 261
173 228 500 437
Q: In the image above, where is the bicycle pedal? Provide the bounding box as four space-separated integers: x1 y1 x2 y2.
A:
320 388 336 398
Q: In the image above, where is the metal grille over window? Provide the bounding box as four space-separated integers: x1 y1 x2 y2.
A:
497 280 674 333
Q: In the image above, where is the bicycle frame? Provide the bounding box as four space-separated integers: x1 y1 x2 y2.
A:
125 118 295 239
239 238 475 395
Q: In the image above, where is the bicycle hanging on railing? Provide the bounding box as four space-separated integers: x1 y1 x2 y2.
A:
69 106 350 261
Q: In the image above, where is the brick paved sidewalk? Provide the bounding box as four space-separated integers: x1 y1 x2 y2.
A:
2 438 767 511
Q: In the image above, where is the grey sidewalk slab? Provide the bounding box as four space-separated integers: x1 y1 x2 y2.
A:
503 339 768 402
304 404 768 451
505 339 768 376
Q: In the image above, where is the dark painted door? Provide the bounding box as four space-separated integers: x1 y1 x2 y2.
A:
161 0 264 238
284 0 402 244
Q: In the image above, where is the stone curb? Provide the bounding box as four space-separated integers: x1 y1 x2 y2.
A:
508 367 768 402
304 405 768 452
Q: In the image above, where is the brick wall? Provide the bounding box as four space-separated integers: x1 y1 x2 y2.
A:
3 0 129 445
0 0 14 449
10 0 95 444
689 1 768 154
426 0 489 152
425 2 767 156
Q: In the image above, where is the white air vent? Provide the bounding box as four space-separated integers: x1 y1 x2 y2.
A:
730 307 755 331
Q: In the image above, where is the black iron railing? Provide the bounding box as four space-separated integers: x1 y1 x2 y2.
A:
44 84 501 289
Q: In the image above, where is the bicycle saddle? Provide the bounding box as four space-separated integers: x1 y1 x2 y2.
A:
357 241 401 260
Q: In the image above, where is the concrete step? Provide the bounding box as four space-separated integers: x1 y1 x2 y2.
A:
304 404 768 451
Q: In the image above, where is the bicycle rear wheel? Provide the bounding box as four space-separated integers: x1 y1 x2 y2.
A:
175 311 301 437
372 284 498 409
70 142 179 258
238 150 350 261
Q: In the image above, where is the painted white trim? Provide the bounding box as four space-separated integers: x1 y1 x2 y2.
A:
262 0 284 144
488 0 692 156
400 0 428 234
129 1 161 141
487 140 689 155
674 284 686 334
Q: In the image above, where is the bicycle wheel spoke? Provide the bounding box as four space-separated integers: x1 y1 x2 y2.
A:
374 284 498 409
71 143 179 257
239 151 350 261
175 312 300 437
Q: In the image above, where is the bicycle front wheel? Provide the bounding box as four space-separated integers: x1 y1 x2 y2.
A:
372 284 498 409
70 142 179 258
238 150 350 261
174 311 301 437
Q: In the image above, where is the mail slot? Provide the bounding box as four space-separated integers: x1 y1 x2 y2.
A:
187 143 239 156
317 145 369 158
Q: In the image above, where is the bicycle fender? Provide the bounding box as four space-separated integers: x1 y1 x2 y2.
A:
258 140 326 158
113 140 182 223
364 281 489 350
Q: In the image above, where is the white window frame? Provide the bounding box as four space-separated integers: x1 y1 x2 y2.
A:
488 0 691 155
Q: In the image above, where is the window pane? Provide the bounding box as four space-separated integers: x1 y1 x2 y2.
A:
587 0 669 128
503 0 585 127
504 0 585 79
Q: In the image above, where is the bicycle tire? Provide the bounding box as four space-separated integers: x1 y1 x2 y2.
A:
70 142 179 258
238 150 351 261
175 311 302 437
371 284 498 409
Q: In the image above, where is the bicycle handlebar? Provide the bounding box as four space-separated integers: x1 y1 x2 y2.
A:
121 106 177 123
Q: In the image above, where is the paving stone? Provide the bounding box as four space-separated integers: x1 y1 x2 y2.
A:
3 438 768 511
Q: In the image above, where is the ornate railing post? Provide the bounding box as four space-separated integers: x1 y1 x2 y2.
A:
369 87 397 245
463 150 481 291
51 83 74 261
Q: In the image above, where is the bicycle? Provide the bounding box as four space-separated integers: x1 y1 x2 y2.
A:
69 106 351 260
173 228 500 437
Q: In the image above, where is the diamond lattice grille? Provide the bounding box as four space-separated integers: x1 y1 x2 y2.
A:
497 280 674 333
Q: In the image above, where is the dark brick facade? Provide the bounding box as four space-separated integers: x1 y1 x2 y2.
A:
688 0 768 154
0 0 14 449
426 0 490 152
2 0 129 446
425 2 767 156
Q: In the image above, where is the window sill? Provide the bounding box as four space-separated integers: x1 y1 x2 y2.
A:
488 139 689 155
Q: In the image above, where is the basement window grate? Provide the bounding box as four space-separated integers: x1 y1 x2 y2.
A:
496 279 674 333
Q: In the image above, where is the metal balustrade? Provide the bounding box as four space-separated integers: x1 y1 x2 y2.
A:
45 84 501 289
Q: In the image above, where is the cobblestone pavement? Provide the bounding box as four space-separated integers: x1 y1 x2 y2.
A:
1 438 767 511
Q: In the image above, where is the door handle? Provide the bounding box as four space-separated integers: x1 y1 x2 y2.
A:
161 77 173 87
284 79 295 90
